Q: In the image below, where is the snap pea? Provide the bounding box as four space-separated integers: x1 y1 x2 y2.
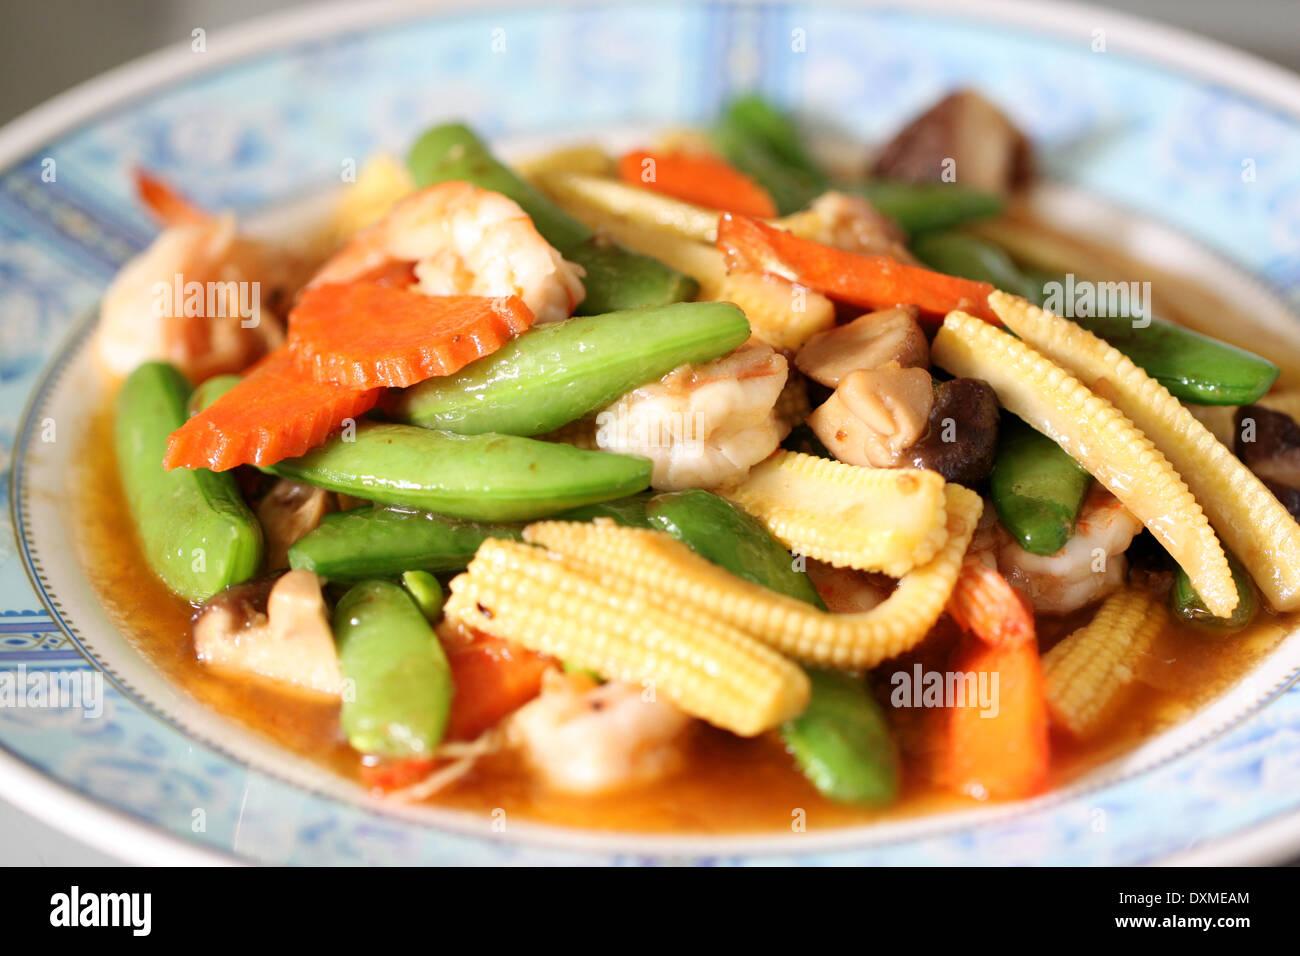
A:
400 570 445 622
554 492 655 528
711 94 828 215
393 302 750 435
269 422 652 522
911 231 1042 300
115 362 263 603
288 506 524 581
333 580 453 758
1172 551 1258 632
646 489 825 608
991 417 1092 556
407 123 697 313
849 181 1004 235
779 669 900 805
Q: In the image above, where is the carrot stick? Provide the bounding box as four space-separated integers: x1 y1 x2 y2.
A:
619 149 778 218
941 633 1050 800
287 284 535 388
134 168 211 227
716 212 998 322
163 347 381 471
947 559 1035 647
445 636 553 741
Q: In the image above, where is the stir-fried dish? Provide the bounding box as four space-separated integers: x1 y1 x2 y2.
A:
82 90 1300 827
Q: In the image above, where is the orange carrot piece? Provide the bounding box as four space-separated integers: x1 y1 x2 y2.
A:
716 212 998 322
358 757 438 793
941 634 1050 801
444 636 553 741
619 149 778 218
163 347 381 471
134 167 210 227
287 284 535 389
947 560 1035 648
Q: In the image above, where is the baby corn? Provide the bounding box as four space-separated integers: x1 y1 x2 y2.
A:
933 309 1237 618
991 290 1300 612
1042 587 1166 738
715 271 836 351
444 539 810 736
526 484 982 670
725 450 949 577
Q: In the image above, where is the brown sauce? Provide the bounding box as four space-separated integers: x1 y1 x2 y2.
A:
73 405 1295 835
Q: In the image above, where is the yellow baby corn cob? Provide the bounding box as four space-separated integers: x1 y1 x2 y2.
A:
333 154 413 240
444 539 810 736
536 170 719 241
725 450 949 577
933 310 1237 618
715 271 836 351
990 290 1300 613
774 369 812 428
525 484 982 670
516 144 614 180
1041 587 1166 738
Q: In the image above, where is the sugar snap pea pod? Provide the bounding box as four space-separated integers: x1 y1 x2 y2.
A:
115 362 263 602
848 181 1003 235
990 417 1092 556
334 580 453 758
268 422 651 521
407 123 697 313
393 302 750 435
779 669 900 805
186 374 241 417
1172 551 1258 632
288 506 525 580
646 489 826 608
911 231 1041 300
401 571 445 622
712 94 827 215
554 492 654 528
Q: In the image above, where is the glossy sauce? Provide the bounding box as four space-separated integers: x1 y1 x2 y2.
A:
75 405 1295 834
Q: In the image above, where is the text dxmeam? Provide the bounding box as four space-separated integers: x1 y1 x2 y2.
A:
1118 892 1250 906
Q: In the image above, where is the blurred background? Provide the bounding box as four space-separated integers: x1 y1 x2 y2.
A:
0 0 1297 866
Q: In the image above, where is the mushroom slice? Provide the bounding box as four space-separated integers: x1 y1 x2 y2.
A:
794 306 929 387
871 89 1033 195
1234 404 1300 489
807 363 934 468
194 569 342 696
906 377 1001 487
255 479 337 570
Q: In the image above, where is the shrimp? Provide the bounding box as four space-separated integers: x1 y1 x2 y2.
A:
507 671 693 795
309 181 585 324
991 484 1144 614
96 213 304 382
595 341 790 490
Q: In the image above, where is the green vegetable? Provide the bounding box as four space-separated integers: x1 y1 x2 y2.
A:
646 489 824 607
911 231 1041 300
401 570 445 622
712 94 827 214
114 362 263 602
554 492 655 528
407 122 697 312
1172 551 1258 632
849 181 1003 235
779 670 900 805
991 417 1092 556
393 302 750 435
268 422 652 522
186 373 240 417
288 506 524 580
334 580 453 758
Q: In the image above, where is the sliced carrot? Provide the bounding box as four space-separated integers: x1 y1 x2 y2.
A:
287 284 535 389
941 634 1050 801
716 212 998 322
445 635 553 741
358 757 438 793
163 347 380 471
134 167 210 227
947 560 1035 648
619 149 778 218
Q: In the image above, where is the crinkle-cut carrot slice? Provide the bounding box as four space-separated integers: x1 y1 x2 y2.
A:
163 348 380 472
716 212 998 322
287 283 535 388
619 149 778 218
